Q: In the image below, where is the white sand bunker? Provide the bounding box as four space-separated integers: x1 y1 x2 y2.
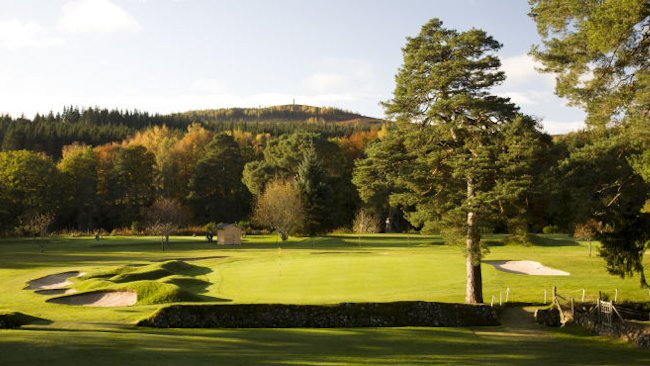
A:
485 260 570 276
46 290 137 307
25 271 86 290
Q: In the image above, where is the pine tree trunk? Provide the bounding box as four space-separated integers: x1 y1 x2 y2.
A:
465 177 483 304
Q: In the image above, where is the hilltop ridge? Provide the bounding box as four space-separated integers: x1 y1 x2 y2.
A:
177 104 385 126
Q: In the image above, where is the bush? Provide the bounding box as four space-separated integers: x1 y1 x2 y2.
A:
352 209 380 234
174 226 206 236
110 228 133 236
204 222 217 233
542 225 560 234
330 226 352 234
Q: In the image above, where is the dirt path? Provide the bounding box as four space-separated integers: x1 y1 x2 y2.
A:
472 306 554 341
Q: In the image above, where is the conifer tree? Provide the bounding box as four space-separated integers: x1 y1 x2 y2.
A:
383 19 545 303
295 144 333 236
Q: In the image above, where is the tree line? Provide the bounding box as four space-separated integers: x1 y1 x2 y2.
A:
0 123 384 236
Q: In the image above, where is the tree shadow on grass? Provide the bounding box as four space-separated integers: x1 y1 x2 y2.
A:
529 234 579 247
238 235 446 250
4 323 649 365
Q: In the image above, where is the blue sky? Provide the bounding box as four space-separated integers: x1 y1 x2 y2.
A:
0 0 585 133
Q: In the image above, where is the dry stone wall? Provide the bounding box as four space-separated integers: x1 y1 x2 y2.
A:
139 301 500 328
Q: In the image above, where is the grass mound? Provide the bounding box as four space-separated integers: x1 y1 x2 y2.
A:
124 281 203 304
0 312 49 328
80 265 138 280
108 260 209 283
112 268 173 283
161 276 212 293
71 260 211 305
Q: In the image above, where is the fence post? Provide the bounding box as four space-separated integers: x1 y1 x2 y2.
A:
614 288 618 303
581 289 585 303
491 295 495 307
505 287 510 303
499 291 502 306
544 289 547 305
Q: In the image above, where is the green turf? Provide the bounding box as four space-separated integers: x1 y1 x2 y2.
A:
0 234 648 365
69 260 213 305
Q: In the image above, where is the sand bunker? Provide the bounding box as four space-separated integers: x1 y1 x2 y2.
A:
25 271 86 290
46 291 137 307
484 260 570 276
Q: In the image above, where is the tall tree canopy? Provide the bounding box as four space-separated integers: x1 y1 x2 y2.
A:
57 144 99 231
530 0 650 287
382 18 546 304
187 133 251 223
529 0 649 128
0 150 62 230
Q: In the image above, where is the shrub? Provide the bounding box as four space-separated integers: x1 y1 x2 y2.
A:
110 227 136 236
174 226 206 236
352 209 380 234
204 222 217 233
542 225 560 234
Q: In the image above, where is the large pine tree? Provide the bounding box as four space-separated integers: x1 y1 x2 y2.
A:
382 19 545 304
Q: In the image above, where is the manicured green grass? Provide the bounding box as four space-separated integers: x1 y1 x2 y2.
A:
0 234 648 365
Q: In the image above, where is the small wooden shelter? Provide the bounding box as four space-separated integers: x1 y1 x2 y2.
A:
216 223 243 245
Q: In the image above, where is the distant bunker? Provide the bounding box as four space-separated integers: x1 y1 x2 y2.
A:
139 301 500 328
47 290 137 307
25 271 85 290
484 260 570 276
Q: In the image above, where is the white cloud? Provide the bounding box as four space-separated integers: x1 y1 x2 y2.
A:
496 90 555 106
498 91 535 105
191 79 226 94
539 119 586 135
500 54 554 86
59 0 141 34
303 72 349 93
302 58 376 94
0 20 64 48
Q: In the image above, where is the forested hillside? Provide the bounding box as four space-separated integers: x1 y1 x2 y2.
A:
178 104 384 125
0 105 383 158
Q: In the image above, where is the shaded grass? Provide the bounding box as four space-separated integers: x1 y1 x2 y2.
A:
0 322 648 365
0 312 50 328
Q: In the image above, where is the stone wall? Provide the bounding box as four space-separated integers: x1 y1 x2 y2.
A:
534 307 561 327
574 312 650 349
138 301 500 328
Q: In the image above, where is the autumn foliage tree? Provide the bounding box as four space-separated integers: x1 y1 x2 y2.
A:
144 197 191 251
252 178 303 240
